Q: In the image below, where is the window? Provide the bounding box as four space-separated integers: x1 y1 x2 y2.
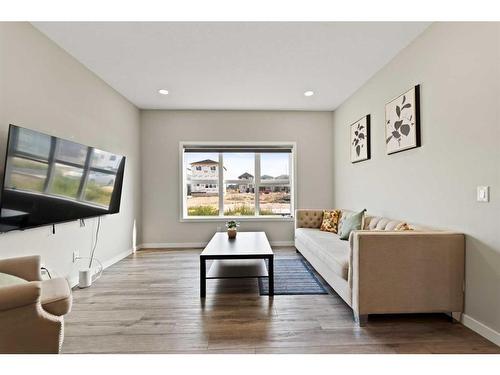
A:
184 152 219 216
181 143 295 220
5 127 120 209
259 153 291 215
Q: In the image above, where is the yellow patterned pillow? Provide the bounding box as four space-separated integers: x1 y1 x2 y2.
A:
395 222 413 231
320 210 341 233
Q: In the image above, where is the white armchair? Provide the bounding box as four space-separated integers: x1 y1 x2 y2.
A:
0 255 72 353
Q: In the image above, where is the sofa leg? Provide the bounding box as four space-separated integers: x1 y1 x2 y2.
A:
353 313 368 326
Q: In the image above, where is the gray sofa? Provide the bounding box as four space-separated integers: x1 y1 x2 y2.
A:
294 209 465 325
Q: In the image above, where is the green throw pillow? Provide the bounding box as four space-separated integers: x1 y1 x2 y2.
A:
338 209 366 240
0 272 27 287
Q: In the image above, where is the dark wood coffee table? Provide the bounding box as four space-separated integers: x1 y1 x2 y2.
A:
200 231 274 297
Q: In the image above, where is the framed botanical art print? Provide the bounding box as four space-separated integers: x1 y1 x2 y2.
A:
385 85 421 154
350 114 370 163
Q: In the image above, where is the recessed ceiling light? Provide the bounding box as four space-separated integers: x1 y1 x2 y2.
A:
158 89 169 95
304 90 314 97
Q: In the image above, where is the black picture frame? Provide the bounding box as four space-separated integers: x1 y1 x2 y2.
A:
350 114 371 163
385 84 421 155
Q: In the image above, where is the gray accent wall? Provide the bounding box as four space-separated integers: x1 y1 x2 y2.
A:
0 23 142 280
140 110 333 246
331 23 500 335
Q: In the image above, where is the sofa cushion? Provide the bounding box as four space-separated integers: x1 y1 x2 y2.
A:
0 272 27 288
41 278 72 316
364 215 409 231
295 228 349 280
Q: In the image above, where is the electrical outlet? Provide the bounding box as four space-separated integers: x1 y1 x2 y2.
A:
477 186 489 202
73 250 79 263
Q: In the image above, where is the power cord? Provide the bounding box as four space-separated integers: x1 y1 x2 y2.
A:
41 267 52 279
89 216 101 268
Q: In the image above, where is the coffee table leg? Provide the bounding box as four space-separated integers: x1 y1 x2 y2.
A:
200 257 206 298
268 256 274 296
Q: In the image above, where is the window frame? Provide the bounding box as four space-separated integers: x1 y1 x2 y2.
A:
179 141 296 222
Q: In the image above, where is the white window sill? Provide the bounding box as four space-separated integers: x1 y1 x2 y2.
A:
180 216 294 223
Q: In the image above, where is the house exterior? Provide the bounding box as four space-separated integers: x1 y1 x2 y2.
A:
189 159 219 195
188 160 289 195
237 172 254 193
259 174 290 193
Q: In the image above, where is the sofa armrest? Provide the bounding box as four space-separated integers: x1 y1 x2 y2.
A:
295 209 324 229
350 231 465 316
0 282 42 311
0 255 42 281
0 282 63 353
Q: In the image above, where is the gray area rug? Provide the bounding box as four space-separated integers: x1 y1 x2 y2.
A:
259 258 329 295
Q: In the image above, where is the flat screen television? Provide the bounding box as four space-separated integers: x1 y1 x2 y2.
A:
0 124 125 233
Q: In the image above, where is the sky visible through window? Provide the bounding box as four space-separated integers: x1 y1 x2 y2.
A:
260 153 289 178
223 153 253 180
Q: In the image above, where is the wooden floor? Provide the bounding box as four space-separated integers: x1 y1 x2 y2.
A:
63 248 500 354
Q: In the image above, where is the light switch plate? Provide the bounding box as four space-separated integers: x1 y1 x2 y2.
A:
477 186 489 202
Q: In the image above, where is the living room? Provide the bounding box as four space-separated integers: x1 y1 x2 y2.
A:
1 1 499 373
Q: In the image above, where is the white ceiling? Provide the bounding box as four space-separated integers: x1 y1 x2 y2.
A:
32 22 430 111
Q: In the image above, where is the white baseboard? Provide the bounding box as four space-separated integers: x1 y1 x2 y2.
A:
101 247 135 269
271 241 294 247
68 247 134 288
138 242 207 249
138 240 294 249
462 313 500 347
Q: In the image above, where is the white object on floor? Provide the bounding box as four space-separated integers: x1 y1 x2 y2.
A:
76 257 103 289
78 268 92 288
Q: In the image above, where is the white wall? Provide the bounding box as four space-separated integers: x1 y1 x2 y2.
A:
140 110 333 246
0 23 141 280
2 21 498 346
331 23 500 338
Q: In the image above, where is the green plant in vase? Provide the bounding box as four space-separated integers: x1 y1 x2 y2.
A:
225 220 240 239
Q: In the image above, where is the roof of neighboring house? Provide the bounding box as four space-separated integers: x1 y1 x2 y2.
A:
190 159 218 165
275 174 290 180
261 174 274 180
238 172 254 179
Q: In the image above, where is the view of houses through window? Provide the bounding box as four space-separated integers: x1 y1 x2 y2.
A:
183 146 293 218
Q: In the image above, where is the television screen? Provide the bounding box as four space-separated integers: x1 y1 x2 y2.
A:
0 124 125 233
